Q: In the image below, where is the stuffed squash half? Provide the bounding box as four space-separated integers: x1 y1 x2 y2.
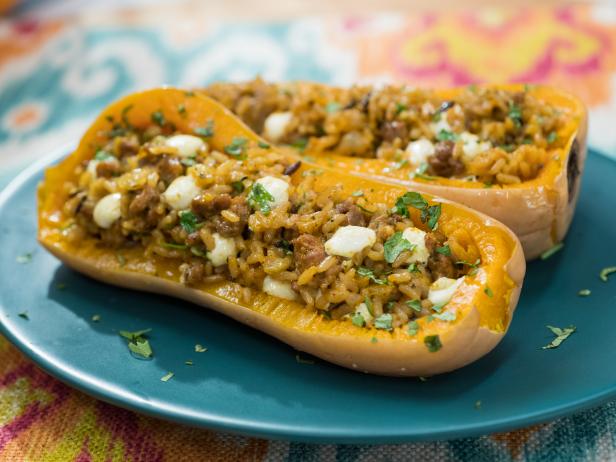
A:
38 88 525 376
203 80 587 260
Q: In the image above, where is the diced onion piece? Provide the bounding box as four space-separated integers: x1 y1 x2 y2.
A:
93 193 122 229
401 227 429 264
255 176 289 207
325 226 377 258
263 112 292 142
405 138 435 166
162 175 201 210
262 275 297 300
207 233 236 266
459 131 491 161
428 277 464 306
165 135 206 158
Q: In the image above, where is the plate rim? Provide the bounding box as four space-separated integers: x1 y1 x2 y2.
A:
1 145 615 444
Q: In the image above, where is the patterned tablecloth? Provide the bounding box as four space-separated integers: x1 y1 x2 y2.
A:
1 2 616 460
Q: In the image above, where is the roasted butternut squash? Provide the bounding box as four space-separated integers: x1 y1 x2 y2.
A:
38 88 525 376
203 81 587 260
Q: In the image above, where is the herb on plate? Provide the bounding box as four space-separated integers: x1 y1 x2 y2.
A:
542 325 576 350
160 372 174 382
119 328 153 359
540 242 564 260
599 266 616 282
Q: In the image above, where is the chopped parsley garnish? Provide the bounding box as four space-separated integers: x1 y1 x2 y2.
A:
578 289 591 297
120 104 133 126
508 101 523 128
231 180 245 193
364 297 374 316
431 302 447 313
194 120 214 137
178 104 186 116
413 162 435 181
92 314 101 322
160 372 174 382
424 335 442 352
180 156 196 167
224 136 248 159
433 311 456 322
395 102 408 114
190 247 207 258
383 232 415 264
295 354 315 365
275 239 293 255
475 400 482 410
374 313 393 330
356 267 388 285
542 325 576 350
352 313 365 327
94 150 113 161
161 242 187 250
290 137 308 151
151 110 165 126
392 191 441 230
406 299 422 312
16 253 32 264
484 286 494 298
185 360 194 366
179 211 202 234
436 245 451 256
370 336 378 344
547 131 558 144
456 258 480 275
256 140 270 149
436 129 457 141
120 328 153 359
408 262 419 273
325 102 341 113
393 159 409 170
407 320 419 336
247 183 275 215
540 242 564 260
18 311 29 320
195 344 207 353
352 190 364 197
599 266 616 282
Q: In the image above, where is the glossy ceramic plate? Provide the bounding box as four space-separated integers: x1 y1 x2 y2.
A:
1 147 615 444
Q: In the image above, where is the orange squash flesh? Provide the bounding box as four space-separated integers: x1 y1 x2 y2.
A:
38 88 526 376
270 83 587 261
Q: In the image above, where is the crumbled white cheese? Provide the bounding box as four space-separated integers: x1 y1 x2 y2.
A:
263 275 297 300
165 135 206 158
162 175 201 210
207 233 236 266
405 138 435 166
263 112 292 142
430 117 452 135
255 176 289 207
428 277 464 306
401 227 430 264
324 226 377 258
459 131 491 161
93 193 122 229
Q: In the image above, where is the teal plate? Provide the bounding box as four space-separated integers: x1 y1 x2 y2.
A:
1 147 615 444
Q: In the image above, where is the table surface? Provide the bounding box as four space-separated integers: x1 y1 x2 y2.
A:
1 1 616 461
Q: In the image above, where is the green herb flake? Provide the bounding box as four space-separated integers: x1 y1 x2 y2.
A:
161 242 187 250
508 101 523 128
92 314 101 322
395 102 408 114
194 120 215 137
394 159 409 170
456 258 481 275
120 328 153 359
436 245 451 256
364 297 374 316
547 131 558 144
231 180 245 193
352 313 365 327
258 141 270 149
383 232 415 264
190 246 207 258
433 311 456 322
374 313 393 330
325 102 341 113
484 286 494 298
195 344 208 353
408 262 420 273
180 157 196 167
18 311 29 320
116 253 126 266
407 320 419 336
356 267 388 285
418 376 429 382
370 336 378 344
578 289 591 297
275 239 293 255
540 242 564 260
431 302 447 313
178 104 187 116
406 299 422 313
351 190 364 197
160 371 174 382
16 253 32 264
185 360 194 366
151 110 165 126
224 136 248 159
94 150 113 161
121 104 133 126
600 266 616 282
179 211 202 234
290 137 308 152
392 191 441 230
436 129 457 142
296 354 315 365
542 325 576 350
475 400 482 410
424 335 442 352
247 183 275 215
119 328 152 341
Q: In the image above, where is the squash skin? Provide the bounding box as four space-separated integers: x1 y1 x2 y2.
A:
215 83 587 260
37 88 526 376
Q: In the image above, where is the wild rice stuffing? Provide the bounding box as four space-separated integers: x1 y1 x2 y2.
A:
203 78 567 186
62 116 480 331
